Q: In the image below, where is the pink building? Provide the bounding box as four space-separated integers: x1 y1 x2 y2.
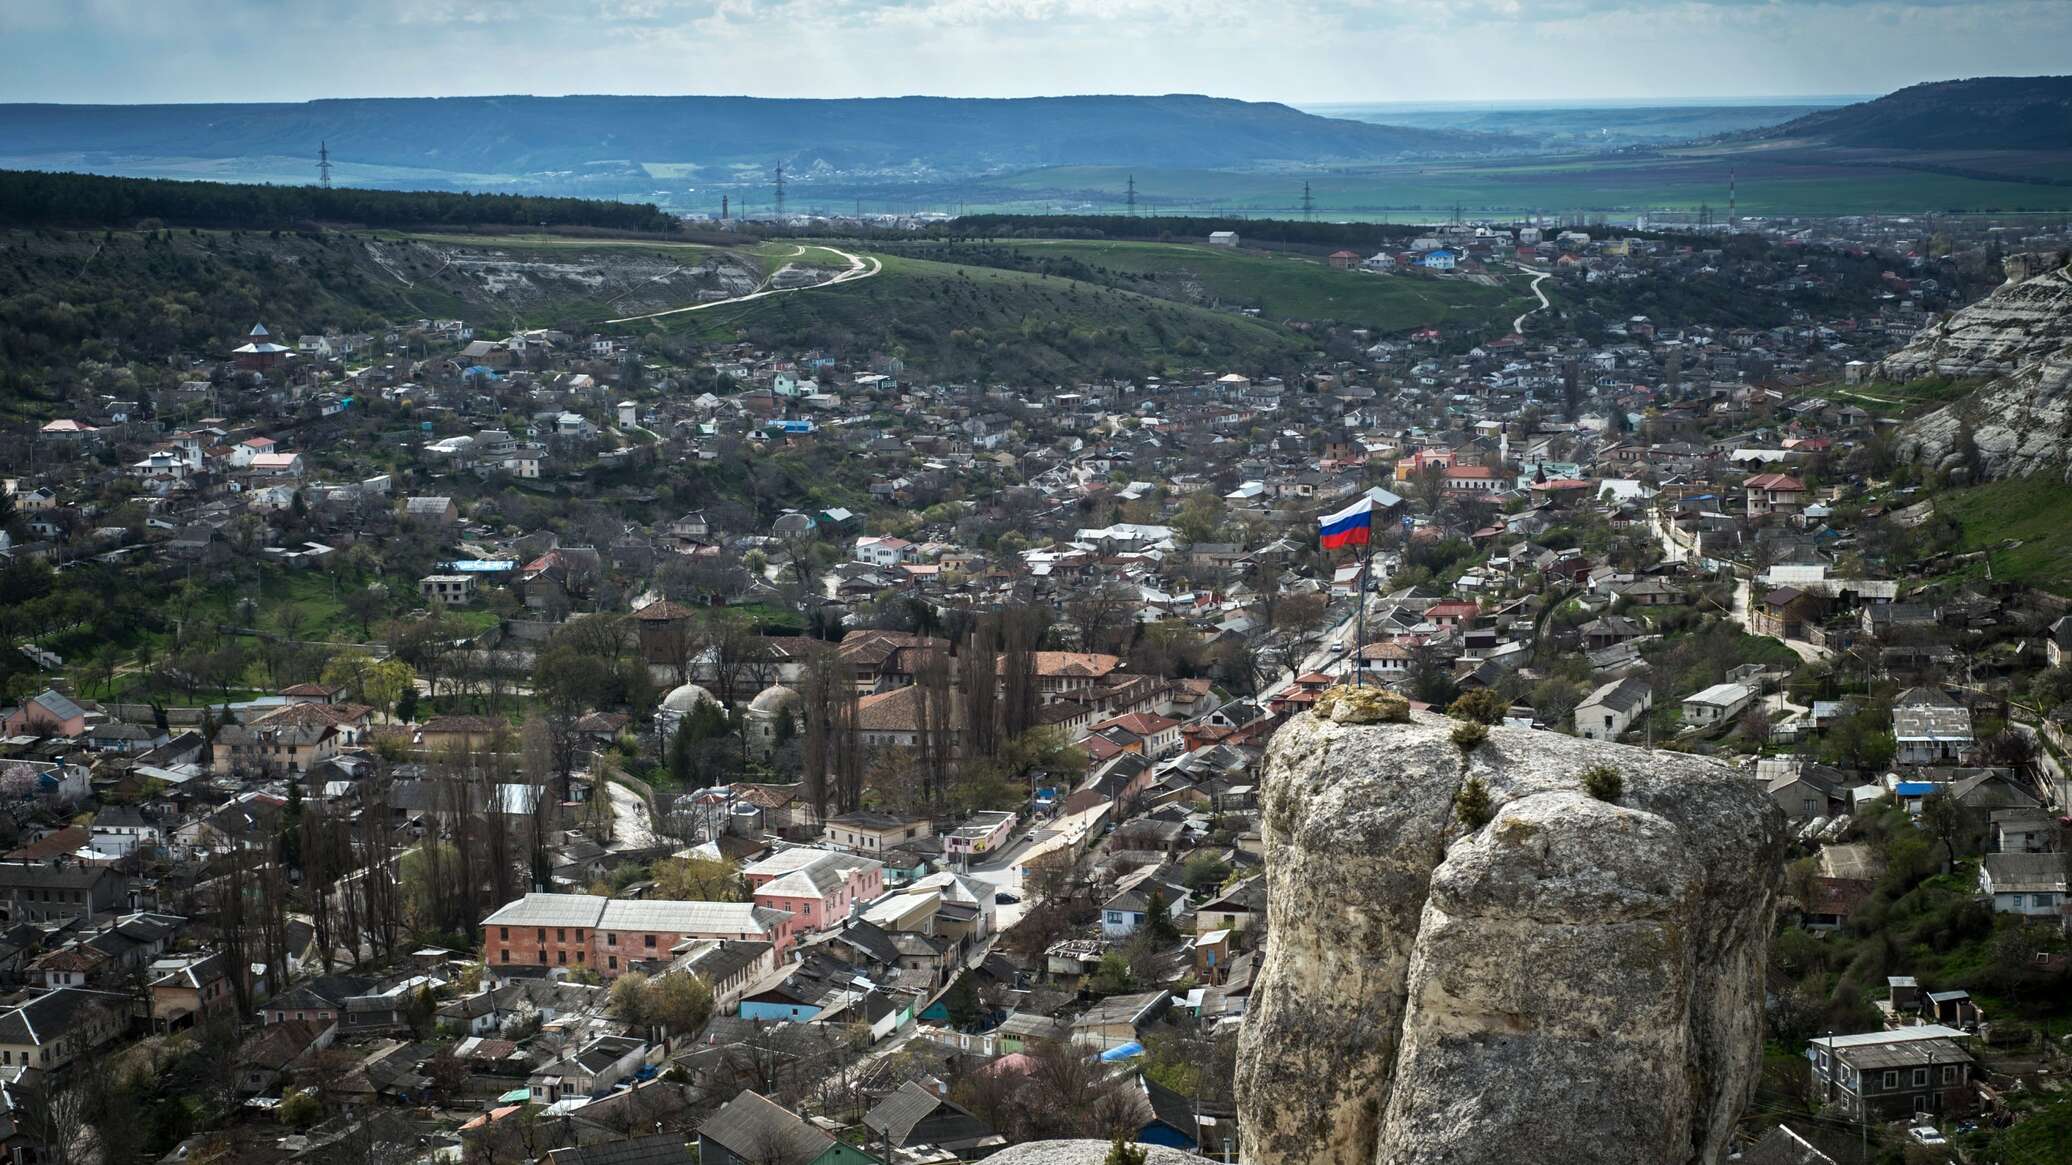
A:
743 849 885 933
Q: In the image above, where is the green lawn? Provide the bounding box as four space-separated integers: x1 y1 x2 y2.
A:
1936 476 2072 596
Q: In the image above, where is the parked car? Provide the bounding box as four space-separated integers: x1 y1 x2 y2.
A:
994 892 1020 905
1907 1126 1947 1147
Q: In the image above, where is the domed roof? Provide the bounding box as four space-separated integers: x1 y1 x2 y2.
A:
661 682 719 713
748 684 801 715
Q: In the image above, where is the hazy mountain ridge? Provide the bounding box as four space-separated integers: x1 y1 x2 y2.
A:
0 94 1500 185
1749 75 2072 150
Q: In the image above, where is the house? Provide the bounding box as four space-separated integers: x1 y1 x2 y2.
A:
699 1090 880 1165
853 535 917 567
419 574 477 606
1765 762 1848 823
1806 1026 1973 1121
0 988 131 1071
743 849 885 933
1893 704 1974 767
1196 876 1264 934
1681 683 1754 726
0 863 126 923
1573 677 1652 741
403 496 460 525
944 811 1016 864
1326 250 1360 270
236 1019 334 1095
3 689 90 738
821 811 933 855
1745 473 1809 517
1207 232 1239 248
1072 989 1171 1051
1977 853 2067 922
149 951 237 1031
549 1135 697 1165
480 892 798 976
1102 872 1187 939
864 1080 1002 1159
530 1034 648 1104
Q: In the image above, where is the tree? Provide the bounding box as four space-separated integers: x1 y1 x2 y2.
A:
1446 689 1509 725
1104 1139 1148 1165
943 973 983 1030
652 856 744 901
1918 791 1964 874
608 972 655 1028
277 1088 322 1129
1143 886 1180 944
649 972 715 1040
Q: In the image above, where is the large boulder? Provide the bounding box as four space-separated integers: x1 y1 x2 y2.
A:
1236 711 1786 1165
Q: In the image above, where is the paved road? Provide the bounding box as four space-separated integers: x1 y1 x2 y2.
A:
604 244 881 324
1511 265 1553 335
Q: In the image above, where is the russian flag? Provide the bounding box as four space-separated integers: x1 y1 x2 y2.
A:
1318 496 1374 551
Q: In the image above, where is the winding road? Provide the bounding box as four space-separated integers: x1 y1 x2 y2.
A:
1511 265 1553 335
605 243 881 325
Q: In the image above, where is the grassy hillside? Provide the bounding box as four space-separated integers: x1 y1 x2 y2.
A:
1935 476 2072 596
983 239 1535 333
657 252 1310 383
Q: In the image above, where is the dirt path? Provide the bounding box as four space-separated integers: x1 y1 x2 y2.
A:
604 244 881 325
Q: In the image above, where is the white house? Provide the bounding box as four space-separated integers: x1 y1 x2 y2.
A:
852 535 917 567
1682 682 1755 725
1207 231 1239 248
1977 853 2066 924
1574 677 1652 741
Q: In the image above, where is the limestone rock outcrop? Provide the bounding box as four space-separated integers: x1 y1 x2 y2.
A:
1890 252 2072 481
1235 711 1786 1165
983 1142 1216 1165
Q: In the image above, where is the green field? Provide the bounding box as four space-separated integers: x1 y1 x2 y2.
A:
1936 476 2072 596
938 150 2072 218
656 250 1310 382
982 238 1537 331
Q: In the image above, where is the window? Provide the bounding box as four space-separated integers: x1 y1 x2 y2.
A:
1882 1071 1899 1090
538 951 547 964
556 928 566 942
500 927 509 941
575 951 584 964
501 950 510 963
608 956 618 970
1942 1066 1958 1084
573 929 584 942
537 928 546 942
607 933 617 946
644 935 656 949
557 951 567 965
1913 1068 1928 1087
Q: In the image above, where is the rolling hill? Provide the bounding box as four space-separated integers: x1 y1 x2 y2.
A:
1748 75 2072 150
0 94 1502 193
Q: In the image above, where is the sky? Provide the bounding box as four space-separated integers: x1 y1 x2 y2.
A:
1 0 2066 107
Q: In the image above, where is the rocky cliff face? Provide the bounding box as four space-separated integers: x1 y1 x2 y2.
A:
1235 711 1786 1165
1891 253 2072 481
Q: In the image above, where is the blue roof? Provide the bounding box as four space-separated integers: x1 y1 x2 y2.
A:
1099 1041 1144 1062
1895 781 1935 797
440 560 517 573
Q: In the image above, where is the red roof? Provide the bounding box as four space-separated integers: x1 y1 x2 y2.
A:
1746 473 1807 491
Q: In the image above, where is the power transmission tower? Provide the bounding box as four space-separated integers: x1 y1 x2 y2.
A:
317 141 332 188
1126 174 1137 217
773 163 786 219
1301 182 1314 221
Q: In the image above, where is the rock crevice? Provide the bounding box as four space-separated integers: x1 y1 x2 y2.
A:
1235 713 1786 1165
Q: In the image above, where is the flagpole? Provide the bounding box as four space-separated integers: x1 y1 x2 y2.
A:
1354 541 1369 689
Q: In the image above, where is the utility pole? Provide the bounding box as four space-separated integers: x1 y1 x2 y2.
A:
317 141 332 189
1301 181 1314 222
773 163 785 219
1126 174 1137 217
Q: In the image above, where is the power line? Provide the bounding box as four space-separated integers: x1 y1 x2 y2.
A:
317 141 332 189
1301 181 1314 222
773 162 786 220
1126 174 1137 217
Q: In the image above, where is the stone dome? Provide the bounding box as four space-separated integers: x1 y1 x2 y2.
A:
661 682 720 714
748 684 801 715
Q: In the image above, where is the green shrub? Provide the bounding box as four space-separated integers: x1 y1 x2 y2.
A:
1454 777 1494 830
1580 764 1624 802
1450 720 1489 752
1446 689 1510 725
